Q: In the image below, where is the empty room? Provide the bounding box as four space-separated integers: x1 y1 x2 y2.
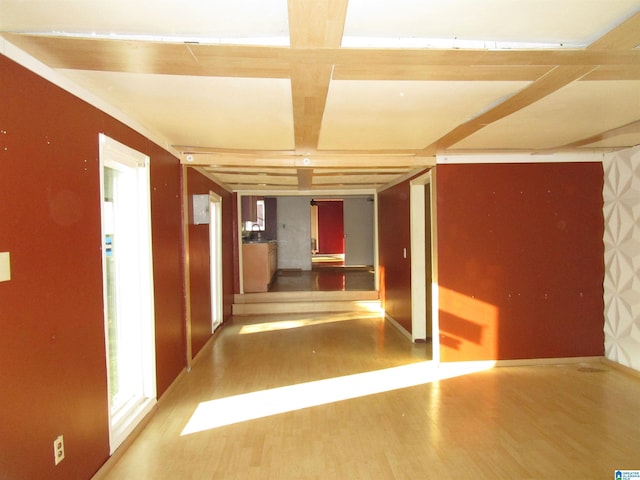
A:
1 1 640 479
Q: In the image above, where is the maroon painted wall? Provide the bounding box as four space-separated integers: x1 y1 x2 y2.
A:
186 169 234 357
378 182 413 332
437 163 605 361
317 200 344 254
150 154 186 397
0 54 186 478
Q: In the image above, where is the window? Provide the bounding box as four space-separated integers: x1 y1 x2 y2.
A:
243 198 265 231
100 134 156 453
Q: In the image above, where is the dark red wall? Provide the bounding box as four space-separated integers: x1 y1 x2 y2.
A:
317 201 344 254
186 169 234 357
437 163 605 361
0 54 186 478
149 153 186 397
378 182 413 332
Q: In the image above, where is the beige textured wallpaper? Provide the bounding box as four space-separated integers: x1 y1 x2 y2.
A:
603 145 640 371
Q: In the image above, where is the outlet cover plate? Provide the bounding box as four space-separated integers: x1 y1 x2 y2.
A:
54 435 64 465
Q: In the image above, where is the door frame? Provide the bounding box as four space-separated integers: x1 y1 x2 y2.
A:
410 170 439 360
209 191 223 332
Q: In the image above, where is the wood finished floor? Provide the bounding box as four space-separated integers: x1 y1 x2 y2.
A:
98 313 640 480
269 266 375 292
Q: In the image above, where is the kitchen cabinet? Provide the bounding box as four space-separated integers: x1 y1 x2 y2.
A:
243 241 277 292
241 196 258 222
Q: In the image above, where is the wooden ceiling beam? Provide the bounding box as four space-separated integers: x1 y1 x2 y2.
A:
175 144 421 156
333 64 553 82
211 170 297 177
313 174 401 183
335 63 640 82
3 9 637 193
210 167 298 175
183 152 432 168
581 65 640 81
420 10 640 154
278 0 347 189
1 33 292 77
287 0 348 190
425 64 596 152
587 10 640 50
210 173 299 186
545 119 640 151
227 184 299 191
290 64 332 152
297 168 314 189
4 32 640 78
175 145 295 156
313 169 411 175
293 48 640 67
287 0 347 48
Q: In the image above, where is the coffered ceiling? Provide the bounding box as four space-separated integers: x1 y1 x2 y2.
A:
1 0 639 193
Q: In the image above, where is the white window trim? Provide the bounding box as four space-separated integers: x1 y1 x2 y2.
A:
99 133 157 454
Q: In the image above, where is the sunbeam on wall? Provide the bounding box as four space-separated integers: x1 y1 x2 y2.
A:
439 287 500 360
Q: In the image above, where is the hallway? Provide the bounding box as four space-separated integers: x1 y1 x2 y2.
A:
95 312 640 480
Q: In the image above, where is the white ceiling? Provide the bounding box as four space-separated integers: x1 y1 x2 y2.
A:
1 0 639 193
343 0 638 46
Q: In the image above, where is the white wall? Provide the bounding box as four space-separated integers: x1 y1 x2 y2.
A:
277 196 312 270
603 145 640 371
344 197 374 266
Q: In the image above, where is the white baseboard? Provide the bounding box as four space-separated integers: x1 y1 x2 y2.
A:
601 357 640 379
384 313 412 341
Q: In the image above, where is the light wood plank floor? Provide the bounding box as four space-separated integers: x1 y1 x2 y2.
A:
97 313 640 479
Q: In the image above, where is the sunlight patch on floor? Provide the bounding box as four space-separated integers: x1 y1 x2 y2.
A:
181 360 495 436
355 300 384 313
238 311 382 335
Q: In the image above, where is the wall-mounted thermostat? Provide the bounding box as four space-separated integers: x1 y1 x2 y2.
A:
192 195 210 225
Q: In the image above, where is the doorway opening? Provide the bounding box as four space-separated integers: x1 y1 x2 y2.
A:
209 192 223 332
238 194 378 293
99 134 156 453
311 199 344 266
410 171 438 357
310 196 375 269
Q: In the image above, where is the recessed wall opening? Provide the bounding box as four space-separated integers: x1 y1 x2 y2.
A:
238 194 378 294
410 170 439 358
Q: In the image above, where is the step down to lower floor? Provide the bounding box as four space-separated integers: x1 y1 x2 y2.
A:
232 290 381 316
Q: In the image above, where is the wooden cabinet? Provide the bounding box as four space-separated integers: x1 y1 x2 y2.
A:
243 242 277 292
241 196 258 222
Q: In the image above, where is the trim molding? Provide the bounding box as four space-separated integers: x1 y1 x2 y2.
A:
437 151 605 164
601 357 640 379
0 36 180 158
439 356 605 368
490 356 605 367
90 366 188 480
385 313 412 341
91 325 226 479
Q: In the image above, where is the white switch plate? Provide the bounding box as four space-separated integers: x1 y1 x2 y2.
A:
0 252 10 282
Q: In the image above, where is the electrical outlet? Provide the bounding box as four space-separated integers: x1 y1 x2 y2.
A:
53 435 65 465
